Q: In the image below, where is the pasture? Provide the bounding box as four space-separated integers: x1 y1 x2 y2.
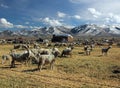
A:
0 44 120 88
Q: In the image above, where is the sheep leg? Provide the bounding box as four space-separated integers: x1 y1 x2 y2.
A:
50 60 55 70
85 51 87 55
1 58 6 64
38 64 42 71
38 61 43 71
25 57 30 66
50 64 53 70
61 52 63 57
88 51 90 55
10 60 15 68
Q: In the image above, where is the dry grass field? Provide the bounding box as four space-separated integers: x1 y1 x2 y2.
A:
0 44 120 88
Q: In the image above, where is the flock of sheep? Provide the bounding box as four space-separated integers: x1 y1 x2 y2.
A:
1 42 112 71
1 43 74 71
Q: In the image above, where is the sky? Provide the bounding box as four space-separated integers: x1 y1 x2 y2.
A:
0 0 120 30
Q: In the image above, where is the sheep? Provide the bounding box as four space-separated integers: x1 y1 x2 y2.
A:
61 46 73 57
10 45 34 68
90 44 95 51
33 43 40 49
14 44 29 49
10 51 29 68
84 45 92 55
101 46 112 55
34 49 59 71
1 54 12 64
40 48 51 55
52 47 61 56
38 47 60 56
14 44 21 49
31 48 40 56
27 47 60 64
31 48 56 56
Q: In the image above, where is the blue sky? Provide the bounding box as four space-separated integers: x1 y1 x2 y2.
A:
0 0 120 30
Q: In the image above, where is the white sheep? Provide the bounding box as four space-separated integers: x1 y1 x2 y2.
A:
84 45 92 55
33 49 60 71
1 54 12 64
61 46 73 57
10 45 35 68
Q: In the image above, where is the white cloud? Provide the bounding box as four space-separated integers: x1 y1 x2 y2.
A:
29 26 41 29
25 22 29 24
105 18 110 23
88 8 101 18
14 25 28 29
57 11 66 18
86 8 120 24
0 4 9 8
69 0 120 24
42 17 62 26
57 11 81 20
73 15 81 19
0 18 43 30
107 13 120 23
0 18 13 28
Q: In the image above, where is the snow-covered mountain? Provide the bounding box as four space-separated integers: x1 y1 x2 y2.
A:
0 24 120 37
71 24 120 36
0 26 71 37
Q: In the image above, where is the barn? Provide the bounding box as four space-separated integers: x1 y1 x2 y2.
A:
52 34 73 43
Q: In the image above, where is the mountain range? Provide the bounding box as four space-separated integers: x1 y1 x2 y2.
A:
0 24 120 37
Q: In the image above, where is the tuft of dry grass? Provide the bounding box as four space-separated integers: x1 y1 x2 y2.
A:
0 44 120 88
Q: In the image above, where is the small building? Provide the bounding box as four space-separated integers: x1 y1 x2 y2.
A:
52 34 73 43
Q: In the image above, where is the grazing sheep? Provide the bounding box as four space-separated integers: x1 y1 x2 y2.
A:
38 47 60 56
14 44 29 49
34 50 59 71
33 43 40 49
10 45 33 68
52 47 61 57
31 48 59 56
84 45 91 55
90 44 95 51
61 46 73 57
14 44 21 49
1 54 11 64
31 48 40 56
102 46 112 55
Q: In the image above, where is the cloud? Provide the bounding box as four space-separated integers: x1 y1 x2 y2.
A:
0 4 9 8
86 8 120 24
25 22 29 24
0 18 13 28
57 11 66 18
0 18 30 29
73 15 81 19
88 8 101 18
14 25 28 29
107 13 120 23
42 17 62 26
57 11 81 20
72 0 120 15
69 0 120 24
